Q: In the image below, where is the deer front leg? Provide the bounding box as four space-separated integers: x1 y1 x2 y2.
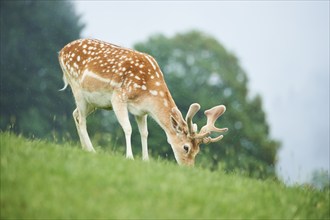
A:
111 96 134 159
135 115 149 161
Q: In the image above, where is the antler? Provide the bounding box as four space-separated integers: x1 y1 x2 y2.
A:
185 103 200 134
185 103 227 142
185 103 209 139
200 105 228 144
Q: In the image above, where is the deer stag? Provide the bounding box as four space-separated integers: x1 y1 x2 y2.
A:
58 39 228 166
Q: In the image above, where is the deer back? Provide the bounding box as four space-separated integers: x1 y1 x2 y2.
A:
59 39 173 107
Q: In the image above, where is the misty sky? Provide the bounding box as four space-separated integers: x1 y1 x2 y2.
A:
74 1 329 184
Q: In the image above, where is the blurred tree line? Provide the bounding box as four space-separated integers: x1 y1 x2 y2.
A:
0 0 82 139
0 0 280 179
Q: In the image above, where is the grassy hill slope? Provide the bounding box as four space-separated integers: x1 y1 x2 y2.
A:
1 132 329 219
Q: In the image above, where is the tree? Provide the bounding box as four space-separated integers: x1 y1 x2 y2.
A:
134 31 280 179
0 0 84 139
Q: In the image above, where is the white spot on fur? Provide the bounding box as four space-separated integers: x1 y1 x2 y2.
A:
149 90 158 96
73 62 79 69
126 80 132 88
163 99 168 107
145 55 157 70
133 83 141 89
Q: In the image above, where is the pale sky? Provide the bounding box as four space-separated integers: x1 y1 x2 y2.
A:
74 1 329 184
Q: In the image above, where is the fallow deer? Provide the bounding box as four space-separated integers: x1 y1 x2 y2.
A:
58 39 228 166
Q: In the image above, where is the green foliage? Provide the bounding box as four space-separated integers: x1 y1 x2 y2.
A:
0 0 280 180
0 0 83 139
134 31 281 179
1 133 328 219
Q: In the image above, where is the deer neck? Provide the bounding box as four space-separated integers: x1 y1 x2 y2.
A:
146 92 180 145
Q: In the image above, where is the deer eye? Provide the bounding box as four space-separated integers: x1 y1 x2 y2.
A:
183 145 190 154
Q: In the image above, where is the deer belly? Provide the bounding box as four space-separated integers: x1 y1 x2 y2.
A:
81 90 113 109
128 104 146 116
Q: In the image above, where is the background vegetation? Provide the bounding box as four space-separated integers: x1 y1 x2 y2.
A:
0 0 82 138
1 1 329 217
1 133 328 219
0 0 282 180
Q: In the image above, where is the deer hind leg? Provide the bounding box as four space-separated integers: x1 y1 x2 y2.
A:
73 103 95 152
135 115 149 161
111 96 134 159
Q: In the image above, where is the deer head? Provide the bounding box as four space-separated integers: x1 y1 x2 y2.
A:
166 103 228 166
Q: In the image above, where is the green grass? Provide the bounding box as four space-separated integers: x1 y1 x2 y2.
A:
1 132 329 219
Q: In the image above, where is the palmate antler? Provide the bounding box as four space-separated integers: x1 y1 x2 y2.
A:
186 103 228 144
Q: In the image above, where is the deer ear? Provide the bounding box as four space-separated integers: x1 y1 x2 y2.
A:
170 115 183 134
171 107 185 134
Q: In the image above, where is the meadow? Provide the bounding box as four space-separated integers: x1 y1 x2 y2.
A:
1 132 329 219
